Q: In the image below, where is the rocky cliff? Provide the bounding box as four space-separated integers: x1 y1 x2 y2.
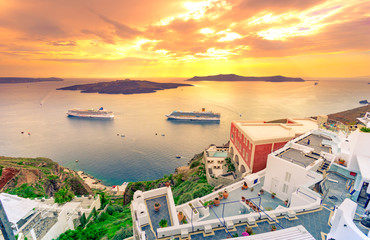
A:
0 156 92 198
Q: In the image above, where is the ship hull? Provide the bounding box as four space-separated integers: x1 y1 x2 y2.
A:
67 113 114 119
165 115 220 121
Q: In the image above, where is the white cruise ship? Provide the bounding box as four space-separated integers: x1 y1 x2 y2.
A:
67 107 114 119
166 108 220 121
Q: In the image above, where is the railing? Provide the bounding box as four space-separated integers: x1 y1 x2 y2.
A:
279 155 307 167
188 197 285 238
296 187 318 202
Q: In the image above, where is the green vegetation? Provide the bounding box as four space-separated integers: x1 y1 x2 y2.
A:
360 127 370 132
57 201 133 240
5 183 46 199
0 156 91 204
159 219 168 228
54 187 75 204
225 157 236 172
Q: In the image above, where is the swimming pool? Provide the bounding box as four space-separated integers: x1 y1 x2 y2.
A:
212 151 228 157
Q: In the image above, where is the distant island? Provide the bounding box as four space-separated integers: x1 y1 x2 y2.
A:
186 74 305 82
0 77 63 83
57 79 193 94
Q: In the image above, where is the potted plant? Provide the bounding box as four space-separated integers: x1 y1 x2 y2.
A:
154 202 161 211
223 189 229 199
182 216 188 224
178 211 184 222
241 196 246 202
214 197 220 206
242 181 248 190
249 201 253 207
271 192 276 199
245 199 250 204
218 192 223 200
246 227 253 235
271 225 276 231
259 189 264 195
208 200 214 208
159 219 168 228
338 159 345 165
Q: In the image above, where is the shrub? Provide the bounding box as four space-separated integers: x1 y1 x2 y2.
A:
112 226 133 239
360 127 370 132
106 205 115 215
54 187 74 204
98 212 109 222
113 205 124 213
190 160 200 169
192 185 212 199
178 192 192 204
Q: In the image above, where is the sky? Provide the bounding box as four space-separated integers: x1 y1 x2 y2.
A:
0 0 369 79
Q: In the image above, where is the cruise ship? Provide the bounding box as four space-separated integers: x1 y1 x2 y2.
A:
67 107 114 119
166 108 220 121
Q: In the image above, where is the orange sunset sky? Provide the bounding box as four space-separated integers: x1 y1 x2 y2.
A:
0 0 369 79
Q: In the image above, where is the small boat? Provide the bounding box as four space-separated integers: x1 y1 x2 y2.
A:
314 82 318 85
75 160 79 163
359 100 369 104
176 155 182 159
121 134 125 137
161 134 165 136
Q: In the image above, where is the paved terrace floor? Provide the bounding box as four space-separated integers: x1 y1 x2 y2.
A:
200 178 285 222
167 208 331 240
144 195 173 240
297 134 331 153
322 171 369 236
277 148 317 168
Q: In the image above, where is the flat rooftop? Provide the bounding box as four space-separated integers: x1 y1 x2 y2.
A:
277 148 317 168
237 123 295 143
297 133 332 153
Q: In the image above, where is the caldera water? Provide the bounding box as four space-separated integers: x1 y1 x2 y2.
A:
0 78 369 185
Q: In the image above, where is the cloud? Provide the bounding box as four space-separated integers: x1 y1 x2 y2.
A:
48 41 77 47
93 12 142 39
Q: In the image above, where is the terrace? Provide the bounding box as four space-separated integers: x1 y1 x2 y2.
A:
297 133 332 154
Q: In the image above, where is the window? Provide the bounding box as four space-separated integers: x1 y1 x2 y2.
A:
283 184 288 193
246 152 248 161
285 172 291 182
243 148 245 158
231 134 234 140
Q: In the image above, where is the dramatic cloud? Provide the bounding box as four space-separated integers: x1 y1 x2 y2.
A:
0 0 369 78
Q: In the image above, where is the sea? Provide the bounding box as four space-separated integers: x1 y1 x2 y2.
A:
0 78 369 185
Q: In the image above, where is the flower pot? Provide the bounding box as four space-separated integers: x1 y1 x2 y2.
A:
178 212 184 222
218 194 223 200
214 198 220 207
245 199 249 204
165 181 171 187
249 202 253 207
241 196 246 202
154 203 161 211
223 191 229 199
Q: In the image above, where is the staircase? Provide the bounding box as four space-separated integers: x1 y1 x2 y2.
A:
317 160 331 173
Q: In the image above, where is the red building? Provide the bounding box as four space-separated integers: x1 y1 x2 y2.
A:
229 118 318 174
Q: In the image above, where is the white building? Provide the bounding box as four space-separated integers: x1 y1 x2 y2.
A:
0 193 100 240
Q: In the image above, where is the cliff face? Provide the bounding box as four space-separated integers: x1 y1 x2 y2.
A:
57 79 192 94
186 74 305 82
0 157 92 198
